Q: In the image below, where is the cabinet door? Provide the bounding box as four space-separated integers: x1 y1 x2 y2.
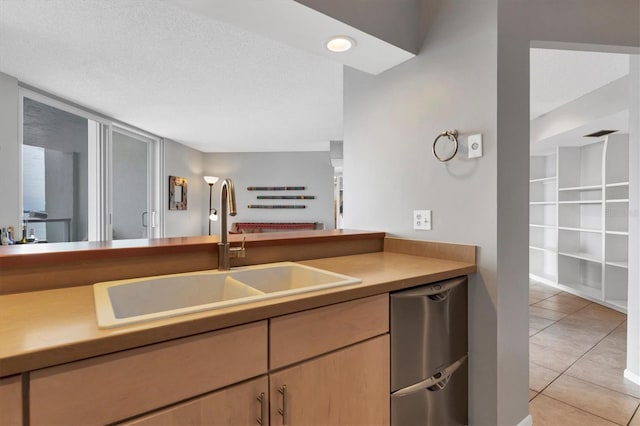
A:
270 335 389 426
122 376 268 426
31 321 268 425
0 375 22 426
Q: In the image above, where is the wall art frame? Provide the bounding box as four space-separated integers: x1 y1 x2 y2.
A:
169 176 188 210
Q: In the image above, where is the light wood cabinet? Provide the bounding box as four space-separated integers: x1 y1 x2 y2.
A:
0 375 22 426
122 376 269 426
28 294 391 425
270 335 390 426
270 293 388 369
30 321 268 425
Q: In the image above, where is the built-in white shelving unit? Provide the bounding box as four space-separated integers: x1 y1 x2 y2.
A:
529 134 629 312
529 153 558 286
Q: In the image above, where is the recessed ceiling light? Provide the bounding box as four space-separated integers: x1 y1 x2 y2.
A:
326 36 356 53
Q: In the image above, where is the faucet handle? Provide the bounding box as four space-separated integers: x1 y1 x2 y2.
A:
230 235 247 258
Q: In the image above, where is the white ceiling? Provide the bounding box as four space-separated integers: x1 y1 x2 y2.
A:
0 0 349 152
530 48 630 119
0 3 631 153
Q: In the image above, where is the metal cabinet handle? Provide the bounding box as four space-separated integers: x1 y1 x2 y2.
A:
278 385 288 425
257 392 266 425
141 211 148 227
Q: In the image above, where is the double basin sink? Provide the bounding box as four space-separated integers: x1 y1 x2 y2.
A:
93 262 361 328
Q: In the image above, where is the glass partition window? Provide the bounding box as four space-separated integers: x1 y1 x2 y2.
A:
22 97 89 243
20 93 162 243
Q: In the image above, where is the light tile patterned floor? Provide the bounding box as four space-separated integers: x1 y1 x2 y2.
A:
529 281 640 425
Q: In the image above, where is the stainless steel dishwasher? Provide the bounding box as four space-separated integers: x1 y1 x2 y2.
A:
390 276 468 426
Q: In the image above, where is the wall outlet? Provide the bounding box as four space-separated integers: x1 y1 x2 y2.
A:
468 134 483 158
413 210 432 230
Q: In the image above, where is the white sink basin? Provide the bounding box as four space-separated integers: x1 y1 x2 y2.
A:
231 263 361 295
94 272 264 328
93 262 361 328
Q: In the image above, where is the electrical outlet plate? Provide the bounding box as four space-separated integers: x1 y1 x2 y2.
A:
413 210 432 230
468 134 483 158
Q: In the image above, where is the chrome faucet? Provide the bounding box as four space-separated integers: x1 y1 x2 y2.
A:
218 178 245 270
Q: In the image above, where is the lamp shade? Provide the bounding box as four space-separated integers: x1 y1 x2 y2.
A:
203 176 219 185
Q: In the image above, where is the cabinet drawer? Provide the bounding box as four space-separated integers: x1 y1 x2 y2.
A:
270 294 388 369
30 321 267 425
0 375 22 426
122 376 269 426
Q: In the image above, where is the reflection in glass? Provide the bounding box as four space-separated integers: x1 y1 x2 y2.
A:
22 97 88 242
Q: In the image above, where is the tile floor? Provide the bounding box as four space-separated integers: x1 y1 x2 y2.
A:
529 280 640 425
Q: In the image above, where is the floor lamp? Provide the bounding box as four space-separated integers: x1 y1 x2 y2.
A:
203 176 219 235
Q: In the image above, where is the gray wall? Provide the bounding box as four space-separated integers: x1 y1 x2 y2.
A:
0 72 19 231
163 138 205 237
344 0 639 424
344 1 500 423
202 151 335 236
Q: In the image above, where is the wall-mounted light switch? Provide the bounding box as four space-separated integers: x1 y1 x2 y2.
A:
468 134 483 158
413 210 432 230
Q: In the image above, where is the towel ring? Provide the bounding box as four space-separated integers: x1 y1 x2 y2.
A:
432 130 459 162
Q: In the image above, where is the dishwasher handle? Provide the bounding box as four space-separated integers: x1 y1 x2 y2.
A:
391 276 466 299
391 355 467 397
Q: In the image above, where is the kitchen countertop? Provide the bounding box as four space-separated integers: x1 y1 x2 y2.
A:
0 244 476 377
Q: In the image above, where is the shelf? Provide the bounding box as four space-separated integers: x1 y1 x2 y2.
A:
606 199 629 203
606 299 627 311
530 224 556 229
558 226 601 234
529 245 556 253
530 201 556 205
530 176 557 184
529 272 557 285
558 281 602 299
559 251 601 263
605 260 628 268
606 182 629 188
605 230 628 236
558 185 602 192
558 200 601 205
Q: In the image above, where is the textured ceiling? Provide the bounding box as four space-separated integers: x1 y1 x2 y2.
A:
530 48 630 119
0 0 343 152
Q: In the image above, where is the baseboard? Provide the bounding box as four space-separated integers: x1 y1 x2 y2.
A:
624 369 640 386
517 414 533 426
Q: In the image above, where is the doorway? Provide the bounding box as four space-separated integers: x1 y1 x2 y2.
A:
111 128 160 240
528 46 639 423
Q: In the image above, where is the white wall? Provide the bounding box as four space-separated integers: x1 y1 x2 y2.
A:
202 151 334 236
344 1 501 423
0 72 19 231
163 138 205 237
530 76 630 154
500 0 640 414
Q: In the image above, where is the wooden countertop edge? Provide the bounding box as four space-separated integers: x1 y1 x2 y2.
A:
0 255 476 377
0 230 385 268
